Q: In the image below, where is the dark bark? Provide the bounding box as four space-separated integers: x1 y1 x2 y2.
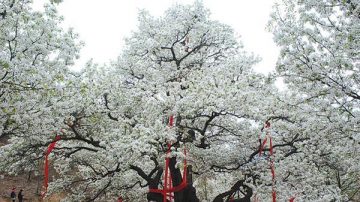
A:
130 164 166 202
168 157 200 202
131 154 199 202
213 179 253 202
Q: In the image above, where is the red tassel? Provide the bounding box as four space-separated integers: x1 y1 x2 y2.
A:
289 197 295 202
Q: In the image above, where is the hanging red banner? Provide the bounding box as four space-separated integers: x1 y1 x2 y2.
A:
41 135 61 198
149 115 188 202
148 143 187 202
258 121 276 202
256 121 297 202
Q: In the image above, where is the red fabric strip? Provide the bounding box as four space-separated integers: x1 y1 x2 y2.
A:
164 143 171 202
42 135 61 198
149 145 187 199
272 191 276 202
270 161 275 179
169 115 174 127
259 137 267 157
149 116 187 201
258 122 277 202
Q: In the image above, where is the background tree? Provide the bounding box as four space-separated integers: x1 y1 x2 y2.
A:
0 0 83 177
268 0 360 200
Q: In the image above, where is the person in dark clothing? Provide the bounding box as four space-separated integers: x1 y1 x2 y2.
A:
18 189 24 202
10 187 16 202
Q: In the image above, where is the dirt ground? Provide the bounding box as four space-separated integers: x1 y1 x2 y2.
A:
0 139 64 202
0 162 65 202
0 173 65 202
0 172 45 202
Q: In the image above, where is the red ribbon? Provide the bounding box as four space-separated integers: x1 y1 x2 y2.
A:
259 122 276 202
259 138 267 157
42 135 61 198
169 115 174 127
257 122 296 202
148 144 187 201
272 190 276 202
149 115 187 202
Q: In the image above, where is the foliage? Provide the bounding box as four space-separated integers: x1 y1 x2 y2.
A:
268 0 360 200
0 0 82 182
0 0 359 201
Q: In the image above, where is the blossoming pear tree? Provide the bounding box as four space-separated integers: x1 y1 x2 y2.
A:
268 0 360 200
40 1 329 201
0 0 82 175
1 0 359 201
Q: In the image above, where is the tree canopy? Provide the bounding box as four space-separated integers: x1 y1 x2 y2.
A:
0 0 359 201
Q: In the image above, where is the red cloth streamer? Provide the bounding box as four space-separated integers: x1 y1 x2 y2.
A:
149 115 187 202
258 122 276 202
149 144 187 201
272 190 276 202
169 115 174 127
257 122 296 202
270 161 275 179
259 138 267 157
270 142 276 202
149 144 187 202
41 135 61 198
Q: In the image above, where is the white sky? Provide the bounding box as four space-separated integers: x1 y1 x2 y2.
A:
33 0 279 74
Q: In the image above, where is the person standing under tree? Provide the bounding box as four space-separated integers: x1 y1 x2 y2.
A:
10 187 16 202
18 189 24 202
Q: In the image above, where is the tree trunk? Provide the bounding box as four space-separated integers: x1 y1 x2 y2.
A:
212 179 253 202
169 157 199 202
133 157 253 202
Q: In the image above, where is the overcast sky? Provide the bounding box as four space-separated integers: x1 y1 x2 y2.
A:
33 0 279 74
